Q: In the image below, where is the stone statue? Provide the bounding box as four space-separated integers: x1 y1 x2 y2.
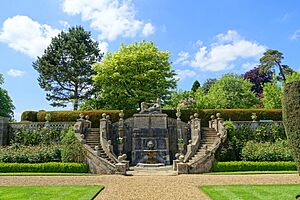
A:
140 98 161 114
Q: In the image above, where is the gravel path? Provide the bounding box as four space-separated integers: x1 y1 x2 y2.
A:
1 174 299 200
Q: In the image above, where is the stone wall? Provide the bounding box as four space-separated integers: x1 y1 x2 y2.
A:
0 117 8 145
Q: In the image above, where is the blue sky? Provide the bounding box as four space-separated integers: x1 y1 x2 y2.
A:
1 0 300 120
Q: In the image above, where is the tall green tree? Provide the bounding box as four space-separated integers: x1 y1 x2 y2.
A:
262 81 283 109
92 40 177 110
0 74 14 118
33 26 103 110
201 78 217 94
259 49 294 81
191 80 200 92
205 73 258 108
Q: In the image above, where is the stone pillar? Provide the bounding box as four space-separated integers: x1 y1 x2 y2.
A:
0 117 8 146
177 155 188 174
100 113 108 139
191 113 201 143
115 162 127 175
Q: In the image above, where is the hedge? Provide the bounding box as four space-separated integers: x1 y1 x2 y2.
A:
22 109 282 127
283 80 300 173
0 162 89 173
212 161 297 172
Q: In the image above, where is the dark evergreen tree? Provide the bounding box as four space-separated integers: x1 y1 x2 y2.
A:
191 80 200 92
33 26 103 110
201 78 217 94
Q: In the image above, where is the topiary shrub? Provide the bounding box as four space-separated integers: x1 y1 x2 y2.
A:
283 80 300 174
21 111 38 122
61 127 86 163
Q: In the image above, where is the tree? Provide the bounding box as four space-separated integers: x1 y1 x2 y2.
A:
201 78 217 94
163 90 195 109
259 49 294 81
33 26 103 110
191 80 200 92
243 67 273 97
206 73 258 108
92 41 177 110
283 80 300 174
262 81 283 109
0 74 14 118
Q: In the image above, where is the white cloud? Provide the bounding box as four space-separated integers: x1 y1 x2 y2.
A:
242 62 258 71
174 51 190 65
175 69 196 81
142 23 155 37
191 30 266 71
59 20 70 29
0 15 60 58
290 29 300 40
98 41 108 54
7 69 25 77
62 0 155 41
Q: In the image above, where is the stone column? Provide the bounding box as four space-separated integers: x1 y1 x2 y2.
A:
0 117 8 146
191 113 201 143
100 113 108 140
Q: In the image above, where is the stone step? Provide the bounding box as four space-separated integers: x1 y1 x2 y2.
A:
90 128 100 131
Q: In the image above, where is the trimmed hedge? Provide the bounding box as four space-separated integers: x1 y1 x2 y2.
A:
0 162 88 173
21 109 282 127
21 111 38 122
212 161 297 172
283 80 300 173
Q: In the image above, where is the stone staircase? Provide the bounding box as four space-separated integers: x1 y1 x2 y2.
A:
85 128 116 165
187 127 218 164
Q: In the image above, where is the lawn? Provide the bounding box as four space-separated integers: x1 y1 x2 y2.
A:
205 171 298 175
0 172 96 176
200 184 300 200
0 185 103 200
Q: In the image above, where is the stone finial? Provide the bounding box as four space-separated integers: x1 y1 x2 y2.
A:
79 113 84 119
101 113 107 119
194 113 198 119
106 115 110 120
175 153 180 160
45 113 51 122
94 146 100 151
176 107 181 120
179 155 185 163
210 115 215 120
216 113 221 119
108 140 112 145
85 115 89 120
190 115 194 120
119 110 124 119
188 140 192 144
251 113 257 122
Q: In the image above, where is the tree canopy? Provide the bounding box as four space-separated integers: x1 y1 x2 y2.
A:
91 40 177 110
0 74 14 119
205 73 258 108
33 26 103 110
201 78 217 95
191 80 200 92
259 49 294 81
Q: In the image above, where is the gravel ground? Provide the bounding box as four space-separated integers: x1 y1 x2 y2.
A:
1 174 299 200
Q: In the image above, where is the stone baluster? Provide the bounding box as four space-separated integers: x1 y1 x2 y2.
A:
216 113 223 133
209 115 215 129
191 113 201 142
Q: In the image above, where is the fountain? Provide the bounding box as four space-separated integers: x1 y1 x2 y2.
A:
137 140 165 167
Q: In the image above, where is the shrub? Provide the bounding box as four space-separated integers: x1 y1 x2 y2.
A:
10 128 67 146
20 111 37 122
61 127 86 163
21 109 282 127
0 145 62 163
212 161 296 172
283 80 300 174
241 140 293 161
0 162 88 173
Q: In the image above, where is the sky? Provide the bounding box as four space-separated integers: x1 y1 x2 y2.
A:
1 0 300 121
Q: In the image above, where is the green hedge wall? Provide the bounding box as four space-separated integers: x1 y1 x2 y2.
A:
212 161 297 172
283 80 300 174
21 109 282 128
0 162 88 173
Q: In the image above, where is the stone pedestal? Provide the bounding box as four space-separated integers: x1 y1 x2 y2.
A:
173 159 180 170
115 163 127 175
177 163 189 174
0 117 8 146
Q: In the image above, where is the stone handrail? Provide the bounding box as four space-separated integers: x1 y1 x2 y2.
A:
99 127 119 164
9 122 75 130
188 117 227 167
184 115 201 163
74 131 116 173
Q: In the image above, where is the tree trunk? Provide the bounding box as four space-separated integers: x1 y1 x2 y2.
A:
276 62 286 81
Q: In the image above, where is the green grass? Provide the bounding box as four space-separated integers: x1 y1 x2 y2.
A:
205 171 298 175
200 184 300 200
0 185 103 200
0 172 96 176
